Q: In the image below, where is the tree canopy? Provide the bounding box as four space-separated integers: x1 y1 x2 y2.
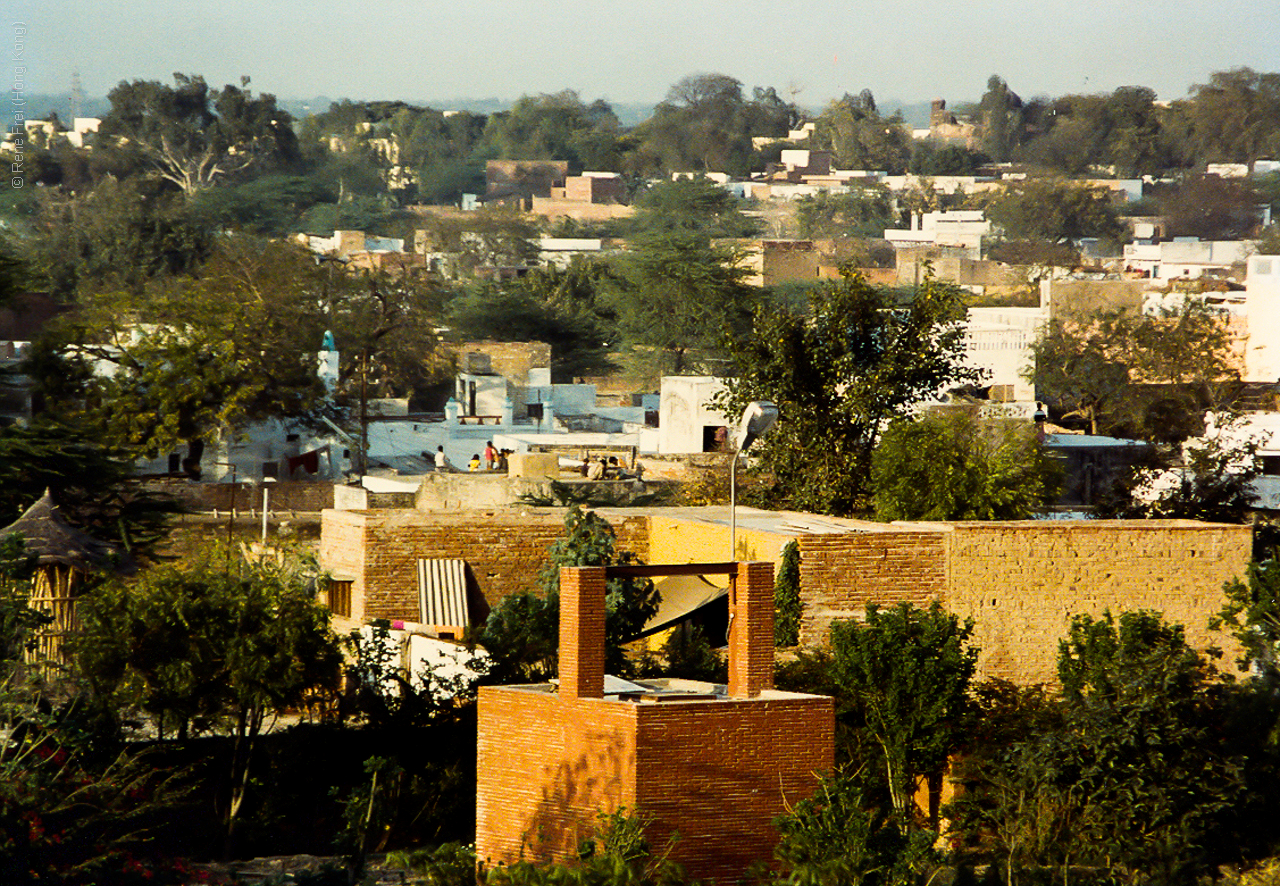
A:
719 272 977 516
98 74 299 195
871 411 1061 521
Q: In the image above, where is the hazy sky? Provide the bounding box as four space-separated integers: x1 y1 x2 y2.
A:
15 0 1280 111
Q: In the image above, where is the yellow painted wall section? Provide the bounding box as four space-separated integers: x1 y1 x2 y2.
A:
647 514 794 574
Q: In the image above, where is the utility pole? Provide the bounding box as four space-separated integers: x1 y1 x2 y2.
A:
359 348 369 478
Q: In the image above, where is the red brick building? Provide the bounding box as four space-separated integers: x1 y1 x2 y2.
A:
476 562 835 882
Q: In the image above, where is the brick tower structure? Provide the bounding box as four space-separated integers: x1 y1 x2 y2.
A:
476 561 834 882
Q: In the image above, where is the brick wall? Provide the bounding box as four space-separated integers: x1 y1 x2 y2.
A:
476 690 638 864
142 479 335 513
633 695 833 881
476 687 833 882
318 508 650 625
796 529 949 646
944 520 1251 684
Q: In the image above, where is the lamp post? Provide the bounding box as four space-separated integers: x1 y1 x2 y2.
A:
729 401 779 560
260 477 276 545
212 462 237 564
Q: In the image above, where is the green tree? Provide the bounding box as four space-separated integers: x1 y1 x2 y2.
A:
978 75 1029 163
1029 303 1237 442
794 188 895 240
478 507 659 682
634 73 758 176
36 237 449 457
774 768 938 886
1169 68 1280 168
812 90 913 174
871 411 1061 521
0 421 178 554
1216 557 1280 682
1108 420 1260 524
830 601 977 821
1156 174 1265 240
607 177 758 373
446 260 618 381
19 177 212 300
98 74 299 195
951 613 1247 886
718 271 977 516
979 179 1123 245
774 540 802 647
481 90 623 172
76 545 342 848
1055 611 1246 885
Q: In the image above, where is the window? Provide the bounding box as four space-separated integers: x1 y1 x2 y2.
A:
328 579 353 618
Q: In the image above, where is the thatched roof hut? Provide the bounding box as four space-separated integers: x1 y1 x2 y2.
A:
1 490 136 664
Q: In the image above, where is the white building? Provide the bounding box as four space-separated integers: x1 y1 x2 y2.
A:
884 210 991 252
1245 254 1280 384
1123 238 1255 280
962 307 1047 402
657 377 732 454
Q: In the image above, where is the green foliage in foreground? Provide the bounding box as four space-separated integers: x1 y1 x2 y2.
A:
774 770 938 886
76 546 343 850
830 602 977 822
950 610 1251 886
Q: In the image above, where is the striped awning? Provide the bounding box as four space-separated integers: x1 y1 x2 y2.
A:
417 558 469 628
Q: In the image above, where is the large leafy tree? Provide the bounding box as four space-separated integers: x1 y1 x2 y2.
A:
0 421 178 554
979 179 1124 245
871 411 1061 522
446 260 618 381
1029 303 1237 442
979 75 1028 162
98 74 299 195
1166 68 1280 168
1055 611 1246 884
719 272 977 516
950 612 1249 886
794 187 896 240
634 74 792 176
481 90 623 172
20 176 212 300
34 237 449 457
812 89 913 174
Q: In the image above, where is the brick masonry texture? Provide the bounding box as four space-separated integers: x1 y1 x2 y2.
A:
320 507 1251 686
476 688 834 883
560 567 606 699
943 521 1251 684
318 508 648 624
797 528 948 645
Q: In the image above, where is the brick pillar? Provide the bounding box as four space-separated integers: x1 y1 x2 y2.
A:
728 561 775 698
559 566 606 699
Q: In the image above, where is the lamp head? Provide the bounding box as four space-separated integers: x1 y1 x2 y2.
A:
732 401 779 452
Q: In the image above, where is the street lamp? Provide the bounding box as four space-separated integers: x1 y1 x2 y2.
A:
260 476 277 545
729 401 779 560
